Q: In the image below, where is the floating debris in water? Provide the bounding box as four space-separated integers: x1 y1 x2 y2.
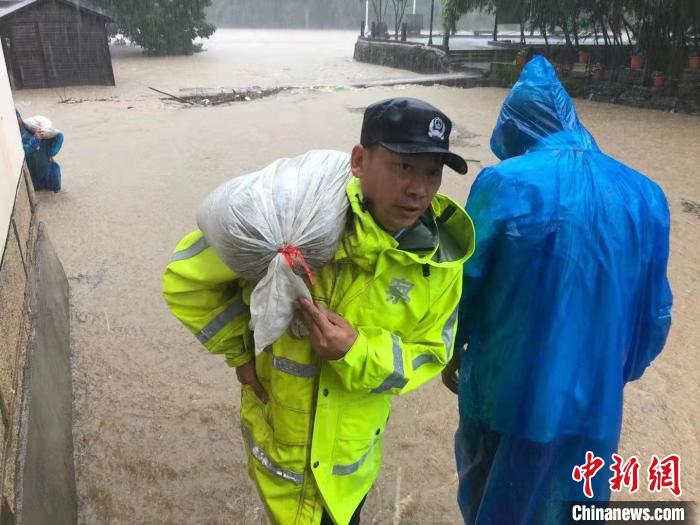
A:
59 96 119 104
172 86 289 106
681 199 700 218
450 125 480 148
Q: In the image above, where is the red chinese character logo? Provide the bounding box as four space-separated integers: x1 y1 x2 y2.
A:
572 451 606 498
648 454 682 497
609 454 640 493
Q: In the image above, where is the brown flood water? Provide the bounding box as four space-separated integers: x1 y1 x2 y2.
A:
13 29 700 524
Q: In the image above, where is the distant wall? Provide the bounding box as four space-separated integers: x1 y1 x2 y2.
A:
354 38 449 74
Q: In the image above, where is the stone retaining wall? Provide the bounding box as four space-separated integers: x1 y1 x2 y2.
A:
354 38 450 74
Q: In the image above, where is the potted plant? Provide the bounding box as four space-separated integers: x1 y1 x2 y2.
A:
630 50 645 70
578 49 591 64
689 48 700 70
516 46 532 67
592 63 605 81
652 70 667 88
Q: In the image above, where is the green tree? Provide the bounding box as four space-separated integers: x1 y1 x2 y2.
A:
99 0 216 55
389 0 410 39
442 0 526 41
370 0 391 23
623 0 700 73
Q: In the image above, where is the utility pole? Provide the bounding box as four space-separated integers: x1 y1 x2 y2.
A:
492 8 498 42
428 0 434 46
412 0 416 14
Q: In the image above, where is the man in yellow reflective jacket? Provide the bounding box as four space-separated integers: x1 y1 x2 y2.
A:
163 98 475 525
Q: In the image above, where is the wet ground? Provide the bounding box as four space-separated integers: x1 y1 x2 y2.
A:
12 29 699 524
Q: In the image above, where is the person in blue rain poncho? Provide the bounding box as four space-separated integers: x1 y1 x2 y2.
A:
442 56 673 524
16 110 63 192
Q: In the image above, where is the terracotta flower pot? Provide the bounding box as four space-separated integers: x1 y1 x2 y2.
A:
516 54 527 67
578 51 591 64
630 55 644 70
689 56 700 70
592 68 604 81
652 74 666 88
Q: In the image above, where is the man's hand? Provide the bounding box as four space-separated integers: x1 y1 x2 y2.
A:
296 298 357 360
441 353 460 395
236 360 268 403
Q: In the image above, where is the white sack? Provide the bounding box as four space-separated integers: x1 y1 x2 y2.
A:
22 115 60 139
197 150 352 352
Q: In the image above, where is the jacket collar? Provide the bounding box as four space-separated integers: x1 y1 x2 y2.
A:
334 178 475 273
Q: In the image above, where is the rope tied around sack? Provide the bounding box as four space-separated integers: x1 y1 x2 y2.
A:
278 246 315 286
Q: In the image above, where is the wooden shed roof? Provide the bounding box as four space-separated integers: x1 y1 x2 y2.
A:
0 0 113 22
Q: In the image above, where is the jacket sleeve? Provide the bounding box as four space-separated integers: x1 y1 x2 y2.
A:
623 190 673 382
162 230 253 368
21 129 40 155
47 133 64 157
327 272 461 395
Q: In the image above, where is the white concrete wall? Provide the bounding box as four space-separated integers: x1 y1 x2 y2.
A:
0 44 24 254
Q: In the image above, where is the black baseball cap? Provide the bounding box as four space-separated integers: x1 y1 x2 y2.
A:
360 97 468 174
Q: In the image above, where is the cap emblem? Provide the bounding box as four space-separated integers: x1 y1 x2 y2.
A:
428 117 446 141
